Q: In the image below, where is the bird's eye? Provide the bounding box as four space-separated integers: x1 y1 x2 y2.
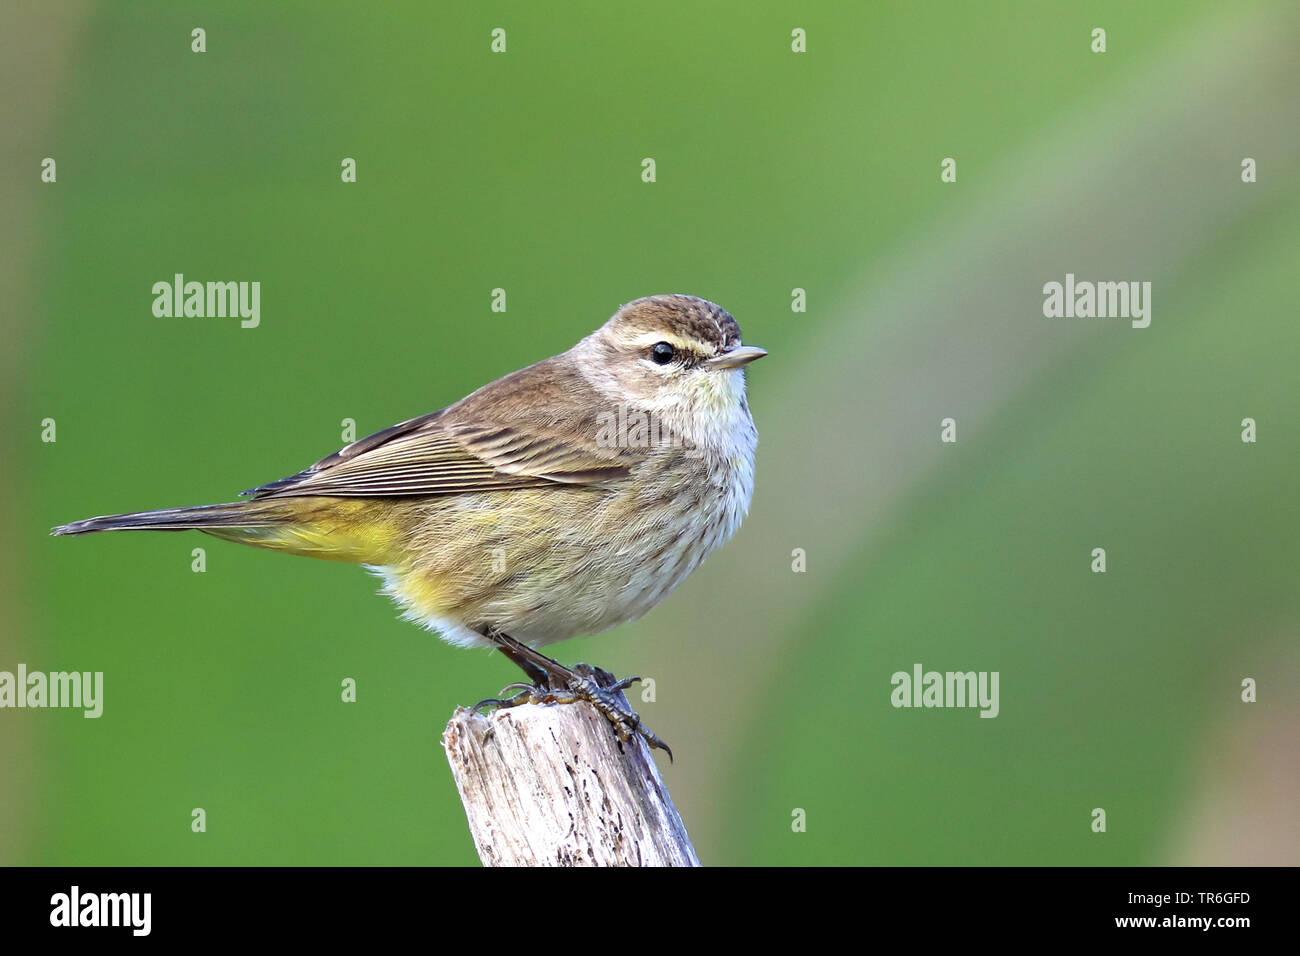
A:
650 342 676 365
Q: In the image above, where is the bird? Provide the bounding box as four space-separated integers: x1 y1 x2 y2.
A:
52 294 765 757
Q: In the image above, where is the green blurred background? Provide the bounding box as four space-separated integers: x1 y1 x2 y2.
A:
4 0 1297 865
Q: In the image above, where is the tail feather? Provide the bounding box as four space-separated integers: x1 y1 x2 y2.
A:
51 502 282 536
52 497 396 564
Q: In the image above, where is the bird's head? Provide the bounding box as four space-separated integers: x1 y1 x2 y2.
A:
575 295 766 417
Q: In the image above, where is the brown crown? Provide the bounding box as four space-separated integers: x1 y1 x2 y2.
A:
612 294 743 352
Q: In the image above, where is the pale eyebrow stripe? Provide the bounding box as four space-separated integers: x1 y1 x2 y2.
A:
629 333 710 357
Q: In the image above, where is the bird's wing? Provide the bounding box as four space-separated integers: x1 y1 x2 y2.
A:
242 357 637 499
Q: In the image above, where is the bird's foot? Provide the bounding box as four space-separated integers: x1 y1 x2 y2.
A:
473 663 672 761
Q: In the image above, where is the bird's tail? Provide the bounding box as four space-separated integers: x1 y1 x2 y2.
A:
51 498 399 564
52 501 285 536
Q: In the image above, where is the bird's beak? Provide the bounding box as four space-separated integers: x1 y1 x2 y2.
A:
707 345 768 370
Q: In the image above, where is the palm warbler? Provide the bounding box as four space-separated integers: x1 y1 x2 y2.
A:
54 294 765 755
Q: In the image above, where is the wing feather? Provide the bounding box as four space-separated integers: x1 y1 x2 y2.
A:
242 356 639 500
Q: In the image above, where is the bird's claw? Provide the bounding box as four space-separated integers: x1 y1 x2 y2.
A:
472 665 672 762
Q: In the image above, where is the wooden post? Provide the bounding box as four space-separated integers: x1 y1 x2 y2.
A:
441 664 700 866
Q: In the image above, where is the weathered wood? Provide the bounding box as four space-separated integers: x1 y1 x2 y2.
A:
441 665 700 866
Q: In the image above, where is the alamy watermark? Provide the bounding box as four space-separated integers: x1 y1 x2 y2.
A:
890 663 999 718
0 664 103 717
152 273 260 328
595 404 702 457
50 886 150 936
1042 273 1151 328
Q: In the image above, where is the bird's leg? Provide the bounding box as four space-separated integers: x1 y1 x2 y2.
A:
496 641 551 688
472 631 673 761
